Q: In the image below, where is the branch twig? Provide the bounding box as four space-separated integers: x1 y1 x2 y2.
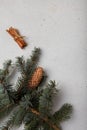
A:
30 108 60 130
0 103 13 113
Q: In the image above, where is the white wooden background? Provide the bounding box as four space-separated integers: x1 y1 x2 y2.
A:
0 0 87 130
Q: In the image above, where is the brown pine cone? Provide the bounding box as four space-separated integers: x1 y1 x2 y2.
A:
28 67 44 88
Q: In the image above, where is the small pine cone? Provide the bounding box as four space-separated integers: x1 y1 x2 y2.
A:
28 67 44 88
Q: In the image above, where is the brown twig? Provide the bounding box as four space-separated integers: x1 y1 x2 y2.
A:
6 27 27 49
0 103 13 113
30 108 60 130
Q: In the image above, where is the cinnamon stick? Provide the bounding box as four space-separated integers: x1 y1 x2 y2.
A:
6 27 27 49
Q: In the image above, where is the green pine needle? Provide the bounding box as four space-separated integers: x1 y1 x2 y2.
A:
39 81 57 117
53 103 73 123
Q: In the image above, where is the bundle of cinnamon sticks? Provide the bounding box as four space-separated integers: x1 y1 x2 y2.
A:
6 27 27 49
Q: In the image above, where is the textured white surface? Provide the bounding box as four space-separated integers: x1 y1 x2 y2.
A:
0 0 87 130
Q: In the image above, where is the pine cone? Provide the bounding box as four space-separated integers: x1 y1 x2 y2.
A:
28 67 44 88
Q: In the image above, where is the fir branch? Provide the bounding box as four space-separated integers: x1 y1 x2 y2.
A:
20 94 33 109
16 56 25 74
0 105 26 130
0 60 12 88
14 76 29 103
30 47 41 62
53 104 73 123
10 106 26 126
39 80 57 116
15 74 27 92
0 93 5 100
3 85 17 103
0 94 10 109
24 114 39 130
25 47 41 78
24 107 60 130
29 108 60 130
0 105 60 130
14 47 41 101
0 48 73 130
0 103 13 113
16 47 41 77
1 108 17 130
3 60 12 76
0 103 14 119
0 60 16 103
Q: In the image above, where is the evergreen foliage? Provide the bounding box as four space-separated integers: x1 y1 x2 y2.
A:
0 48 73 130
